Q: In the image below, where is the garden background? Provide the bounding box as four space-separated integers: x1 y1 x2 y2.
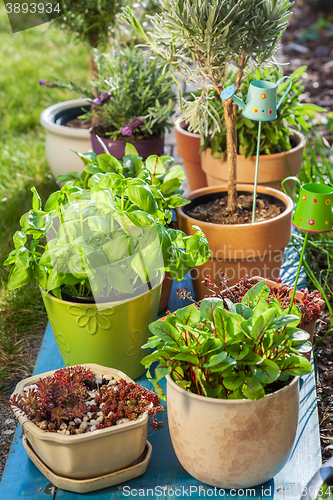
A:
1 0 333 478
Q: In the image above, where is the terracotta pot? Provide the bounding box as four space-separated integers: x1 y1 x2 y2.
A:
176 185 293 300
90 131 164 160
174 118 207 191
201 130 305 190
166 373 300 488
40 99 92 180
11 364 148 480
256 277 325 347
158 272 173 313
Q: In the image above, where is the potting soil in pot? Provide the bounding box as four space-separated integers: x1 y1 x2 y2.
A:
187 193 284 224
64 118 92 129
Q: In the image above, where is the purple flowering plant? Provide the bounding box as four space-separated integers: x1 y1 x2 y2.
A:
40 47 176 141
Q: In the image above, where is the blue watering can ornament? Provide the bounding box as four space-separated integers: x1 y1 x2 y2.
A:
221 76 292 223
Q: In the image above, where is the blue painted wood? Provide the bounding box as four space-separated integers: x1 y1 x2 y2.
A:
0 272 321 500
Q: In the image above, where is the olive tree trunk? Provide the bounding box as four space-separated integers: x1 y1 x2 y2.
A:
223 100 238 213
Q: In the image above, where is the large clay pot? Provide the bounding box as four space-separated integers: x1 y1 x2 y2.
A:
174 118 207 191
202 130 305 190
90 131 164 160
176 185 293 300
40 99 92 180
42 274 163 380
166 374 300 488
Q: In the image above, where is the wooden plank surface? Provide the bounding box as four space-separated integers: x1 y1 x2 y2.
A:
0 263 321 500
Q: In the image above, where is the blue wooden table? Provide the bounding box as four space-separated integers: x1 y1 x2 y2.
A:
0 247 321 500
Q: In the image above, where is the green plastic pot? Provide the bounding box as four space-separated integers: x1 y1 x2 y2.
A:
41 275 163 379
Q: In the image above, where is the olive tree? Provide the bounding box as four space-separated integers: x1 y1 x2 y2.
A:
125 0 293 213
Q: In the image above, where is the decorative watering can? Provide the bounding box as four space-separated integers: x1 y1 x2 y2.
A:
282 176 333 233
221 76 292 121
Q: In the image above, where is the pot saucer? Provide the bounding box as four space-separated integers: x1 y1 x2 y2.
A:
23 436 152 494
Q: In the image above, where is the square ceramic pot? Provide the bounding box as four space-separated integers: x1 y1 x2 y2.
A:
10 363 148 480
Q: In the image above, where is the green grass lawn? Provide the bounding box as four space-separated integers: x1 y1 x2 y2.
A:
0 5 90 395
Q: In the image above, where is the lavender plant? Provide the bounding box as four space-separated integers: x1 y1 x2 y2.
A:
40 47 176 141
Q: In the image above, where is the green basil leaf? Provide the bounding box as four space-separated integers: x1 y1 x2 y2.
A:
126 210 155 227
31 187 42 210
15 247 30 269
8 266 31 290
46 269 66 292
13 231 27 249
87 216 110 234
127 184 158 214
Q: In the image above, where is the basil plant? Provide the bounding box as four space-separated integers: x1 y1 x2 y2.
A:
142 280 312 401
4 147 210 301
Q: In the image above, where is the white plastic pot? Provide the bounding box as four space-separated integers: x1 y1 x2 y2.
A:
11 364 148 480
166 374 300 488
40 99 92 181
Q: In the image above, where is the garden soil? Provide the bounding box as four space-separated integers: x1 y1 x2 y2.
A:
186 193 284 225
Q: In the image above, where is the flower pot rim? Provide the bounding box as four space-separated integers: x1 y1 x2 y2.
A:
40 98 91 138
11 363 148 444
202 128 305 161
90 128 164 144
177 184 293 229
40 271 164 307
174 117 200 138
166 373 299 405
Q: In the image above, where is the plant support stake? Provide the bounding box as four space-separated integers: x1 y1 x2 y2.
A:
252 120 262 223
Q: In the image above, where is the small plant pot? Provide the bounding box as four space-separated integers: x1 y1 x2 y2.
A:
42 274 163 379
176 184 293 300
90 129 165 160
201 130 305 190
166 373 300 488
40 99 92 180
255 277 325 346
11 364 148 480
174 118 208 191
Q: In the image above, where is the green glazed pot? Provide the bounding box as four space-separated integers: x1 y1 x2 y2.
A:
41 275 163 380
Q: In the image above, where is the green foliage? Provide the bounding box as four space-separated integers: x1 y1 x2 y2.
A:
4 150 210 299
299 15 333 42
0 4 90 393
124 0 293 130
43 0 130 47
195 65 324 158
143 281 312 401
287 125 333 344
46 47 176 140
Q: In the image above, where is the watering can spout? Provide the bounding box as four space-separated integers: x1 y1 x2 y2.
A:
220 85 245 110
231 94 246 111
